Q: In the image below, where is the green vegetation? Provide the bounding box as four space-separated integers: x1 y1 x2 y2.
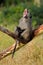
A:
0 3 43 29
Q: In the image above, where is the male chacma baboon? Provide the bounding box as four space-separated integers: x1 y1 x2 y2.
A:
12 9 32 57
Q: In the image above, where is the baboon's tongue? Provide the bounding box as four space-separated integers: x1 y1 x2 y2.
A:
23 9 28 18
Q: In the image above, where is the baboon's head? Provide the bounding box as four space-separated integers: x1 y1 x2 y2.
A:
23 9 32 19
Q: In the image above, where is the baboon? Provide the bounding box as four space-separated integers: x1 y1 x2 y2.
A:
12 9 32 57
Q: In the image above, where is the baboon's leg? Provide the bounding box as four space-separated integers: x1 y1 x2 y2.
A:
12 40 20 58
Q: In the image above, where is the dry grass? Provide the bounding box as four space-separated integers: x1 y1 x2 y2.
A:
0 32 43 65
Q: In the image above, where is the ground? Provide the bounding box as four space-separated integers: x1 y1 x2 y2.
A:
0 32 43 65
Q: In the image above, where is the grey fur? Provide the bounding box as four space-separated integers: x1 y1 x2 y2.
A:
16 11 32 41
